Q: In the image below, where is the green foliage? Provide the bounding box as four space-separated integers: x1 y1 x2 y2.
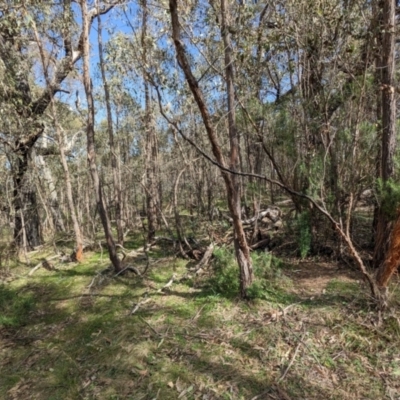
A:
295 211 312 258
246 252 293 302
377 178 400 220
208 247 239 297
272 109 297 156
208 248 293 301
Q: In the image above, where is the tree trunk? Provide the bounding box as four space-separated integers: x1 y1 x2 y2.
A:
35 152 65 233
97 11 124 246
169 0 253 297
220 0 253 297
376 209 400 289
141 0 159 244
373 0 396 270
13 149 42 250
374 0 398 308
80 0 121 273
55 126 84 262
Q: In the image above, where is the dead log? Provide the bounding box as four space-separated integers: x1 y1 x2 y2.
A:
242 206 282 225
250 238 271 251
28 255 59 276
222 206 282 226
191 243 214 274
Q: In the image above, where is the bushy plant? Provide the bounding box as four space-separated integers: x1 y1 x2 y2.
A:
246 252 287 300
377 178 400 220
295 211 312 258
208 248 292 301
208 247 239 297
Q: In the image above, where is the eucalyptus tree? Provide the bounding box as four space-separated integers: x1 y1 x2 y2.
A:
140 0 160 244
0 1 119 250
97 6 124 246
169 0 255 297
373 0 399 302
373 0 397 272
79 0 122 273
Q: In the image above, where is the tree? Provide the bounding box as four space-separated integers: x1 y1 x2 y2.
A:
141 0 159 245
373 0 397 271
97 8 124 246
79 0 121 273
169 0 254 297
0 0 119 250
374 0 398 304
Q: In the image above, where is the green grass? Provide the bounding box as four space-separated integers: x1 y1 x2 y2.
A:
1 243 400 399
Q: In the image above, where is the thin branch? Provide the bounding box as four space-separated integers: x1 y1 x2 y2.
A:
151 81 377 296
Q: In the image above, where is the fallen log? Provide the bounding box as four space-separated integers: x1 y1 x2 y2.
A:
250 238 271 251
242 207 282 225
191 243 214 274
222 206 282 225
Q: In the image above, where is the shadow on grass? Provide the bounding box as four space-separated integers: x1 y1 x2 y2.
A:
171 346 335 399
0 253 387 400
281 259 362 284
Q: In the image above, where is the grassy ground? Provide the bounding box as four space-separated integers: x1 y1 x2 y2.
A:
1 240 400 400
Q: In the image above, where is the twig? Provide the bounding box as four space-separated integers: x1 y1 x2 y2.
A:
277 333 305 382
114 265 141 277
28 254 59 276
130 297 151 315
157 274 176 292
191 304 206 322
138 316 161 336
87 275 98 290
250 390 274 400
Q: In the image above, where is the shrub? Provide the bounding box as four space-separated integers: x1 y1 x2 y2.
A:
208 247 239 298
207 247 292 301
296 211 312 258
247 253 288 302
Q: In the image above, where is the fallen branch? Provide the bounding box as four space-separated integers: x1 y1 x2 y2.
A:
220 207 282 226
130 297 151 315
250 238 271 251
28 255 59 276
138 316 161 336
191 243 214 274
278 333 305 382
157 274 177 292
114 265 141 277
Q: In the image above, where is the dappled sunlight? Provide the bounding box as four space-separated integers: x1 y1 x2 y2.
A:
2 245 400 399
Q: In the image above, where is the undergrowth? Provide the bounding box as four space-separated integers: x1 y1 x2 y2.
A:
1 242 400 399
208 247 293 302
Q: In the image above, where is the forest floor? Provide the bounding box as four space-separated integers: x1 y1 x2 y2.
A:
1 238 400 400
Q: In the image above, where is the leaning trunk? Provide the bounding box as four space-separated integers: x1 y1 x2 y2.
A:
169 0 253 298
